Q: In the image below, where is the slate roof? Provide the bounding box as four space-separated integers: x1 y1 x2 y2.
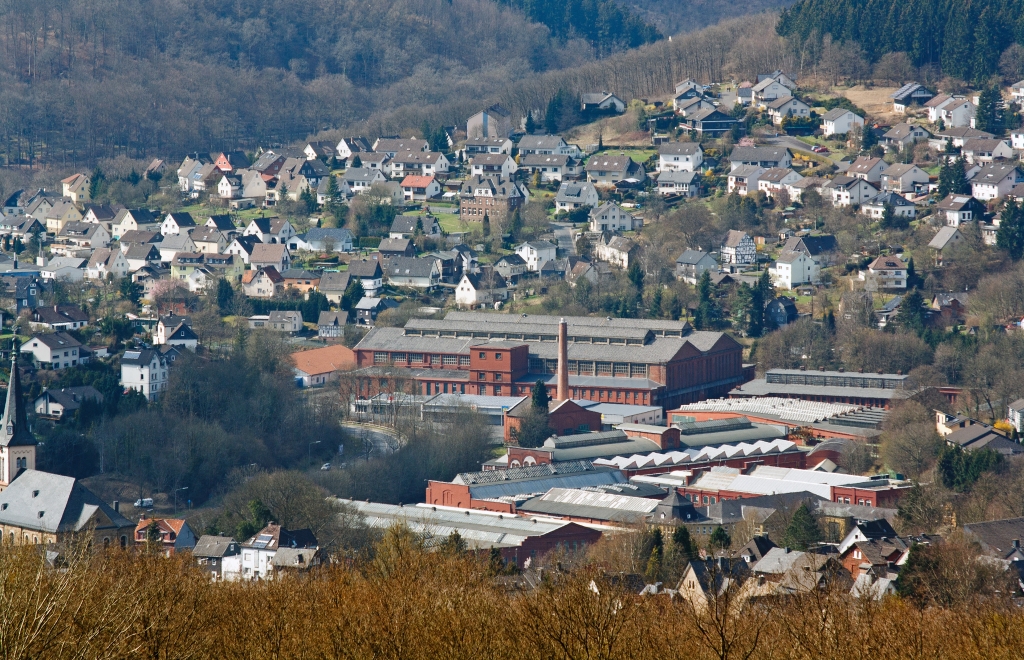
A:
821 107 858 122
0 470 133 533
928 226 962 250
319 271 352 292
192 535 240 558
387 256 435 278
962 517 1024 560
659 142 701 156
250 243 288 263
348 259 383 278
730 147 790 163
676 249 713 265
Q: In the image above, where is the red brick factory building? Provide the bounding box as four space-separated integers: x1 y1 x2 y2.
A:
349 312 751 410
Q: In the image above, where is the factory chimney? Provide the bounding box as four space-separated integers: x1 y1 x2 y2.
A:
557 318 568 401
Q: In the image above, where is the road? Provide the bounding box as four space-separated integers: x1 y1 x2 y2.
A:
765 135 842 167
551 222 577 256
341 422 404 461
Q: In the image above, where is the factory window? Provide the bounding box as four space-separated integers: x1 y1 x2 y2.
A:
614 363 629 376
495 353 503 360
409 353 423 363
393 353 407 363
479 352 487 359
442 355 458 365
477 372 486 380
431 355 440 365
630 364 647 377
459 356 471 366
579 361 594 375
596 362 612 376
545 359 558 374
494 373 502 381
529 358 545 373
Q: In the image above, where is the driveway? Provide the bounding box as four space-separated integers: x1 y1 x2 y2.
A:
552 222 578 257
765 135 842 166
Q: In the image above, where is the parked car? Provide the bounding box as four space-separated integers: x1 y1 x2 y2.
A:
321 463 332 471
134 498 155 508
812 145 830 154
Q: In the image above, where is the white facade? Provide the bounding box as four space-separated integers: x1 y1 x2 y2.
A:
120 350 169 402
771 251 818 290
516 241 557 272
589 203 640 232
821 110 864 137
658 143 703 172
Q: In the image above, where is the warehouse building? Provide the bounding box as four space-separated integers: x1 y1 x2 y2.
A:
343 500 603 567
350 312 751 410
729 369 919 409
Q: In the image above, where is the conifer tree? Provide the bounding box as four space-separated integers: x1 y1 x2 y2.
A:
783 502 823 551
997 198 1024 260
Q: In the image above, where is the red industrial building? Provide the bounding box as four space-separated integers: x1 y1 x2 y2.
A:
349 312 751 410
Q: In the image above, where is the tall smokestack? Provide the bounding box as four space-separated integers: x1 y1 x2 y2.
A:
557 318 568 401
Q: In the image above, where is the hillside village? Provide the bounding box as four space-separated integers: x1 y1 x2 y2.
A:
0 67 1023 602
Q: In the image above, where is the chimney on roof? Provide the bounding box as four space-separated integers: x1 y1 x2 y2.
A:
556 318 568 401
113 500 119 513
1013 539 1020 549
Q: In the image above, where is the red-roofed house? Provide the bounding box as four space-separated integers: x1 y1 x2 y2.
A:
400 175 441 201
134 517 198 555
292 344 356 387
242 266 285 298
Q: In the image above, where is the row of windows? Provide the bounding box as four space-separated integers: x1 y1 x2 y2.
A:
374 352 471 366
528 358 648 378
836 496 873 507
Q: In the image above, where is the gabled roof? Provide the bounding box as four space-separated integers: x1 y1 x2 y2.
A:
317 311 348 326
228 234 261 255
722 229 751 247
164 212 196 228
242 266 284 284
193 535 240 558
387 256 436 278
658 142 701 156
319 271 351 292
348 259 383 278
676 249 714 265
292 344 355 376
517 134 568 151
849 156 885 174
863 191 915 207
868 255 905 271
57 221 103 238
730 146 790 163
962 517 1024 560
0 470 133 533
766 95 806 110
972 162 1022 184
31 304 88 325
399 175 436 188
250 243 288 262
821 107 859 122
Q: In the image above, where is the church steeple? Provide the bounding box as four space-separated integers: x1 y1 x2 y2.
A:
1 338 36 448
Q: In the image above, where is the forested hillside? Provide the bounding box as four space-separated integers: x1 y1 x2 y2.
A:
0 0 792 168
778 0 1024 82
621 0 794 37
498 0 660 53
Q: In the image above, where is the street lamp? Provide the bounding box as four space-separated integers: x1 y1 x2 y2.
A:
309 440 321 465
174 486 188 513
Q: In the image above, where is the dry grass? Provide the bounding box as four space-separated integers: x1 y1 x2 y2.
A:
839 85 901 121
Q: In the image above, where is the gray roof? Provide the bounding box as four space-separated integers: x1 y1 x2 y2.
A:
962 517 1024 559
821 107 859 122
517 487 660 523
659 142 701 156
676 249 714 265
455 462 630 500
521 153 573 167
318 311 348 326
348 259 383 278
731 147 790 163
657 170 698 184
517 135 567 151
343 167 385 183
555 181 596 202
387 257 435 278
26 332 82 350
319 271 351 292
0 470 133 533
864 191 914 207
928 226 962 250
120 348 161 366
730 165 765 178
192 535 240 558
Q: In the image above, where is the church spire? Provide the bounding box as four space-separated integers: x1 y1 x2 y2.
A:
1 337 35 448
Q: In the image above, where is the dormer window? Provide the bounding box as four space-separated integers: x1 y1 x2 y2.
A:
32 490 39 498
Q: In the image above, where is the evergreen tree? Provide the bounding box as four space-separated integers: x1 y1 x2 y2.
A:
88 167 105 200
216 278 235 311
531 379 550 411
747 283 764 338
351 154 362 168
627 261 644 293
672 525 696 560
482 213 491 237
860 124 877 152
997 198 1024 260
906 256 919 288
758 266 776 303
693 270 720 330
709 526 731 550
438 531 467 556
975 84 1005 134
300 185 317 213
507 208 523 239
649 287 663 318
544 92 563 134
893 288 927 335
525 110 536 134
783 502 823 550
323 175 341 218
341 279 365 311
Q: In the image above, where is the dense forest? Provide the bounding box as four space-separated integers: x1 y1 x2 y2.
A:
778 0 1024 82
0 0 794 168
623 0 794 37
499 0 661 53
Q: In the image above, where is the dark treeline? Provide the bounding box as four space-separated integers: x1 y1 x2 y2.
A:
778 0 1024 82
0 0 795 169
498 0 660 53
0 0 590 166
623 0 794 38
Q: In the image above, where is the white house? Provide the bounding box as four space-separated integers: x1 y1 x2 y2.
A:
658 143 703 172
469 154 516 177
589 202 640 232
243 218 296 245
389 151 450 178
752 78 792 105
86 248 129 280
821 108 864 137
161 212 197 236
454 272 507 308
757 168 803 198
581 92 626 113
848 157 887 184
825 176 879 207
861 192 917 221
399 175 442 201
727 165 765 195
656 170 700 197
766 96 811 125
926 95 975 128
120 349 169 401
21 333 84 370
516 241 557 272
961 138 1013 164
880 164 929 193
39 257 87 282
593 235 636 269
861 255 907 290
771 250 818 290
936 194 984 226
720 230 756 265
972 163 1024 201
519 154 581 182
517 135 582 158
554 182 599 211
